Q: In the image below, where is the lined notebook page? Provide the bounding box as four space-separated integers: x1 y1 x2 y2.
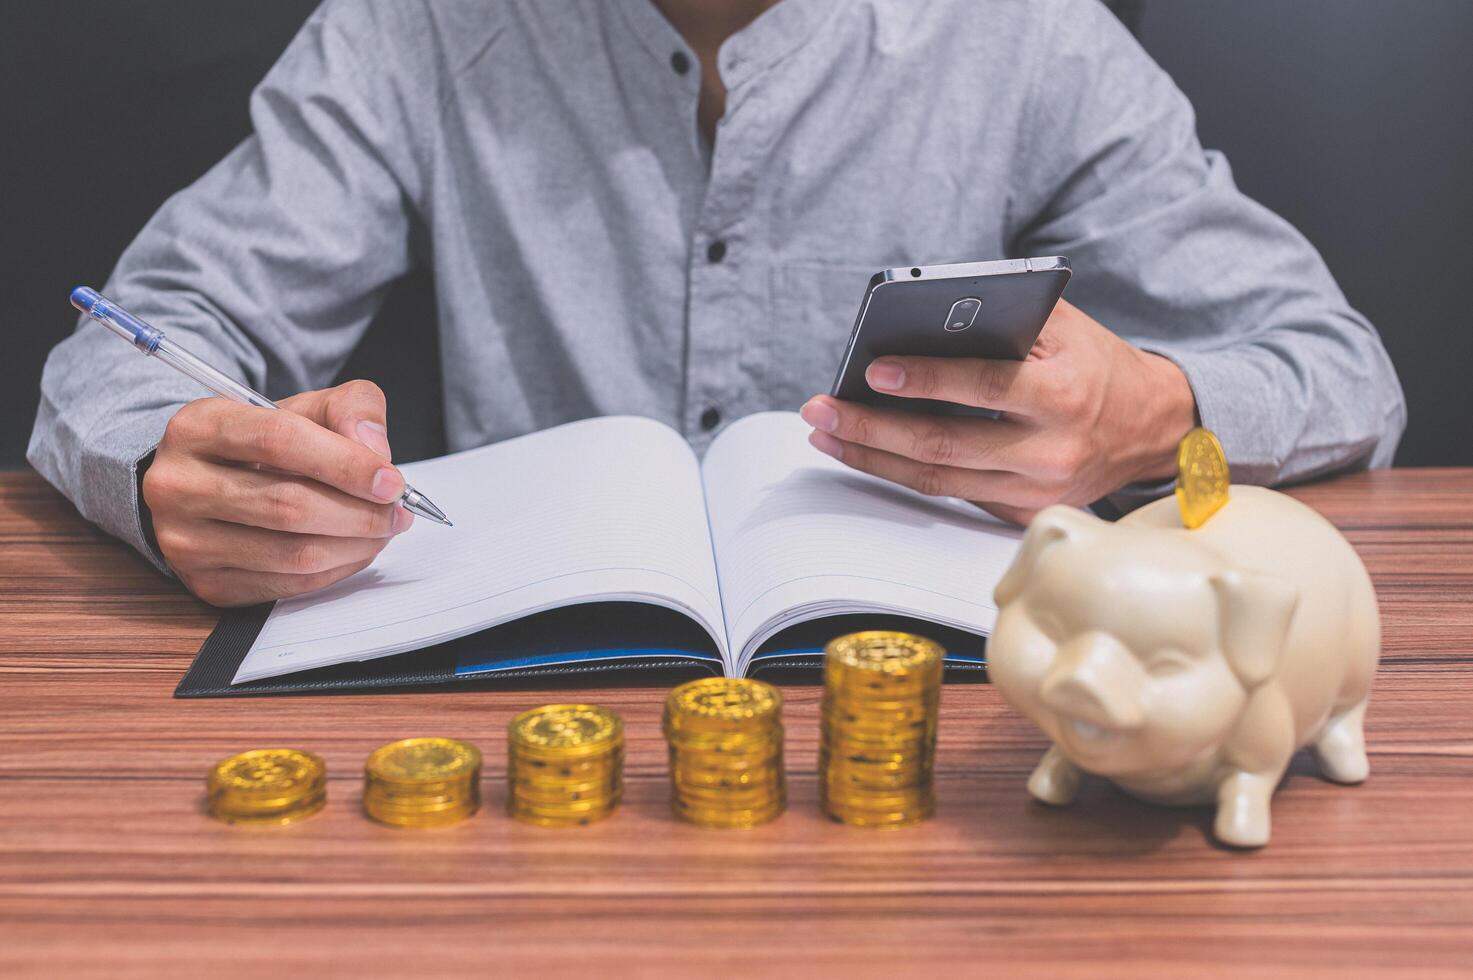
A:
234 416 726 683
700 412 1024 670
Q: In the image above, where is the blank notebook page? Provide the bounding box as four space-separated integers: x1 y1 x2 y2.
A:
234 416 725 683
701 412 1024 667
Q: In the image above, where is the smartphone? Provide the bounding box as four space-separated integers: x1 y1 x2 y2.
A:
829 256 1070 415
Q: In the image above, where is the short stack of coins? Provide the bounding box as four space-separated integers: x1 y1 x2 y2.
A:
663 677 786 828
363 737 482 828
507 704 623 827
207 748 327 825
820 631 944 828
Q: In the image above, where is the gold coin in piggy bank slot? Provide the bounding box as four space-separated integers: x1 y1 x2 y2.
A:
1175 426 1231 529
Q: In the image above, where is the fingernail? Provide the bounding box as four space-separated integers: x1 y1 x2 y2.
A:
808 430 843 461
799 399 839 433
392 505 414 534
356 420 392 459
867 360 905 391
371 467 402 503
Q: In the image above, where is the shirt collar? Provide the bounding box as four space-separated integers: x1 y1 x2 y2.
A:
616 0 841 90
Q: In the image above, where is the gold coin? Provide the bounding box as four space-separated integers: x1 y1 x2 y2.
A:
508 796 621 827
366 737 481 785
669 739 782 764
364 797 480 829
509 801 618 825
509 704 622 753
663 731 783 757
1175 426 1230 529
509 782 620 805
825 631 944 678
820 805 933 829
207 748 327 825
665 678 782 731
510 751 622 775
672 782 785 802
673 800 785 829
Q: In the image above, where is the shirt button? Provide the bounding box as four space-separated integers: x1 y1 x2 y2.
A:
706 240 727 263
670 51 691 75
700 407 722 431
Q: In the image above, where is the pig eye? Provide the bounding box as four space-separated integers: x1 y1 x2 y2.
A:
1147 650 1192 676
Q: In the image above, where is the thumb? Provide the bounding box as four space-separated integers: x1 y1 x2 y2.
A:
279 380 393 461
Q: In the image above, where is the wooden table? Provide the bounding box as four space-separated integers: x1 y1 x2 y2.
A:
1 469 1470 978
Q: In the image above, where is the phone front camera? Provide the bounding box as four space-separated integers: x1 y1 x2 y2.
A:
910 268 922 278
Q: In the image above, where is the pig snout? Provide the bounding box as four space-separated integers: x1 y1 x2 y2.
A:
1039 632 1147 733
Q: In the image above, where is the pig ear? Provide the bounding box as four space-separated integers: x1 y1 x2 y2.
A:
994 506 1102 607
1210 570 1300 688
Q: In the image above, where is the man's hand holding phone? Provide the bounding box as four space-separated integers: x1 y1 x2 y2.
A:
800 299 1199 524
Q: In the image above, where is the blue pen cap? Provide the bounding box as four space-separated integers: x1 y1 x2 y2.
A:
70 286 102 315
71 285 163 353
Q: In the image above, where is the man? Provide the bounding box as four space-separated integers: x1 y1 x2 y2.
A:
29 0 1405 607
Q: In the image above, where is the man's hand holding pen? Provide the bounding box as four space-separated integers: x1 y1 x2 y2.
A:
143 380 414 607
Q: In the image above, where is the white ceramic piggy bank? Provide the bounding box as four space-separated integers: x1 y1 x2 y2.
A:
988 486 1378 848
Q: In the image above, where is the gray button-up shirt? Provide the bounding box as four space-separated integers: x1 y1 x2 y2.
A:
29 0 1406 573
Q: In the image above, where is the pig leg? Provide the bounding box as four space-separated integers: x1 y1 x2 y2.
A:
1214 770 1279 848
1027 746 1082 805
1311 699 1370 784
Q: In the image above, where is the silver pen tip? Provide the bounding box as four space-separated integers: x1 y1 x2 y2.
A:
401 486 453 527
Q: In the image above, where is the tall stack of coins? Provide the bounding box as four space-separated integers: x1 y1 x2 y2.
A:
507 704 623 827
820 631 944 828
663 677 786 828
207 748 327 825
363 737 482 828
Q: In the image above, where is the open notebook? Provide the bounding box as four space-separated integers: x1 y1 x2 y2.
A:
175 412 1022 696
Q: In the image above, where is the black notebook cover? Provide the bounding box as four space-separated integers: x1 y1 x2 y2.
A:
174 601 989 698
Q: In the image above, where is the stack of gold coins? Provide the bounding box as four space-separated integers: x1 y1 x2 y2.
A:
507 704 623 827
206 748 327 825
820 631 944 828
363 737 482 828
663 677 786 828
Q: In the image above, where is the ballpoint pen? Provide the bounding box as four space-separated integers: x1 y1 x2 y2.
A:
70 286 453 527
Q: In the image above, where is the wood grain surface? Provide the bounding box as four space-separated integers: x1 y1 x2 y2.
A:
1 469 1470 978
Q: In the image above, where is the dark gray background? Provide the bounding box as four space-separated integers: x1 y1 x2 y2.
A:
3 1 1469 469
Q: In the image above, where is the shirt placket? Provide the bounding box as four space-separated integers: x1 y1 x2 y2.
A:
683 46 771 450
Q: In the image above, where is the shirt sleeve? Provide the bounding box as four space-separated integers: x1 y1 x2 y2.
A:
26 1 421 572
1008 0 1406 509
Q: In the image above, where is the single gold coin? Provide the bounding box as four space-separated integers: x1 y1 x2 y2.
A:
825 631 944 678
666 678 781 730
207 748 327 825
1175 426 1231 529
366 737 481 785
509 704 622 752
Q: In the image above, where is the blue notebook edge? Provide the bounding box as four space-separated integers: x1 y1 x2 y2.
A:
174 601 988 698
